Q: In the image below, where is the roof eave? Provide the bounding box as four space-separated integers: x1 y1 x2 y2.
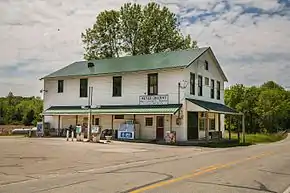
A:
41 66 186 80
207 47 228 82
185 47 210 68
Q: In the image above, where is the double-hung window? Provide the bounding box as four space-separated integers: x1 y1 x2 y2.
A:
113 76 122 97
148 73 158 95
217 81 221 100
80 79 88 98
58 80 64 93
210 79 215 99
198 75 203 96
190 73 195 95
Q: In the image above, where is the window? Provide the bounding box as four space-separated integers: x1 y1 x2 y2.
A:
113 76 122 97
80 78 88 98
190 73 195 95
210 119 215 130
95 118 100 126
199 119 205 131
198 75 203 96
217 81 221 100
114 115 124 119
145 117 153 126
210 79 215 99
148 73 158 95
58 80 64 93
205 60 209 70
205 77 209 86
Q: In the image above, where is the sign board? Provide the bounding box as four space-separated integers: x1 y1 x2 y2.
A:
139 95 169 105
118 131 134 139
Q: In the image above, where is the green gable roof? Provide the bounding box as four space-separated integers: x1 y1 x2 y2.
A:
42 47 209 79
186 98 240 115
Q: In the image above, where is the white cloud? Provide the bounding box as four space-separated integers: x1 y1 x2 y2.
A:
0 0 290 96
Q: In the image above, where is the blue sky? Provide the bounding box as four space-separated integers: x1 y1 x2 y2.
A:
0 0 290 96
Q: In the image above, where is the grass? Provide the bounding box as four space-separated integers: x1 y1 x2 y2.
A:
225 132 288 144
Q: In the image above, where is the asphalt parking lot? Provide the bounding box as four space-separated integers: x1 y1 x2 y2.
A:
1 136 290 193
0 137 213 187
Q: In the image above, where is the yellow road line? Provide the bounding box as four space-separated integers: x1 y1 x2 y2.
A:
130 151 274 193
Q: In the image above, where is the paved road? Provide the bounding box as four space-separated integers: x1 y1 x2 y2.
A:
0 136 290 193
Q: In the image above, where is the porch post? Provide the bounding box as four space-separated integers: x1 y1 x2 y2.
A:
170 114 173 132
75 115 78 125
58 115 60 136
237 117 240 142
229 115 231 140
218 114 221 132
58 115 60 129
111 115 114 138
205 112 209 141
242 114 245 144
133 114 140 138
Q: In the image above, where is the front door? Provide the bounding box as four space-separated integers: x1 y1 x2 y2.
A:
156 116 164 140
187 112 199 140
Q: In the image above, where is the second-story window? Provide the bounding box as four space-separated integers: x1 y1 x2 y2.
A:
217 81 221 100
210 79 215 99
198 75 203 96
80 78 88 98
190 72 195 95
113 76 122 97
148 73 158 95
205 60 209 70
58 80 64 93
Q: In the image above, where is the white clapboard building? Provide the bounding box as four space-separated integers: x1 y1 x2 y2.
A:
40 47 240 141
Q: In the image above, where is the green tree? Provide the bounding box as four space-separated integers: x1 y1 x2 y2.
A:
260 81 284 90
81 2 197 60
225 81 290 134
23 109 35 126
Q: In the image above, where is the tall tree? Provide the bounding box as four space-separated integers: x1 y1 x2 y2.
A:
81 2 197 60
225 81 290 134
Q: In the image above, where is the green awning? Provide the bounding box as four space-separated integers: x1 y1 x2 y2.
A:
186 98 241 115
43 104 182 115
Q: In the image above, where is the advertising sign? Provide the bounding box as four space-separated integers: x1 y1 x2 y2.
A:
118 131 134 140
139 95 169 105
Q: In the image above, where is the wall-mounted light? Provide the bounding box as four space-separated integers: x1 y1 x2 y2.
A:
40 89 48 93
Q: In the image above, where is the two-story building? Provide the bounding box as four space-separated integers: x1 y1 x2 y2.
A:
40 47 241 142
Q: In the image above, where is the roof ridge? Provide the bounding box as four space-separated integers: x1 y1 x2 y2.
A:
76 47 210 63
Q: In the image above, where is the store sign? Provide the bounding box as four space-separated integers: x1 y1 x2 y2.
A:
139 95 169 105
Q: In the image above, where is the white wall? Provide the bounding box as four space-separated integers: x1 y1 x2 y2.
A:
43 68 185 110
184 50 226 104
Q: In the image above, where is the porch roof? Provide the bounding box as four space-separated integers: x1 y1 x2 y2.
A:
186 98 241 115
42 104 182 115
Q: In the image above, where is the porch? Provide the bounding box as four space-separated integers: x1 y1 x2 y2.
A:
42 104 184 141
185 98 245 142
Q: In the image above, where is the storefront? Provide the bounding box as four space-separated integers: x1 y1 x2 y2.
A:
42 104 184 141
